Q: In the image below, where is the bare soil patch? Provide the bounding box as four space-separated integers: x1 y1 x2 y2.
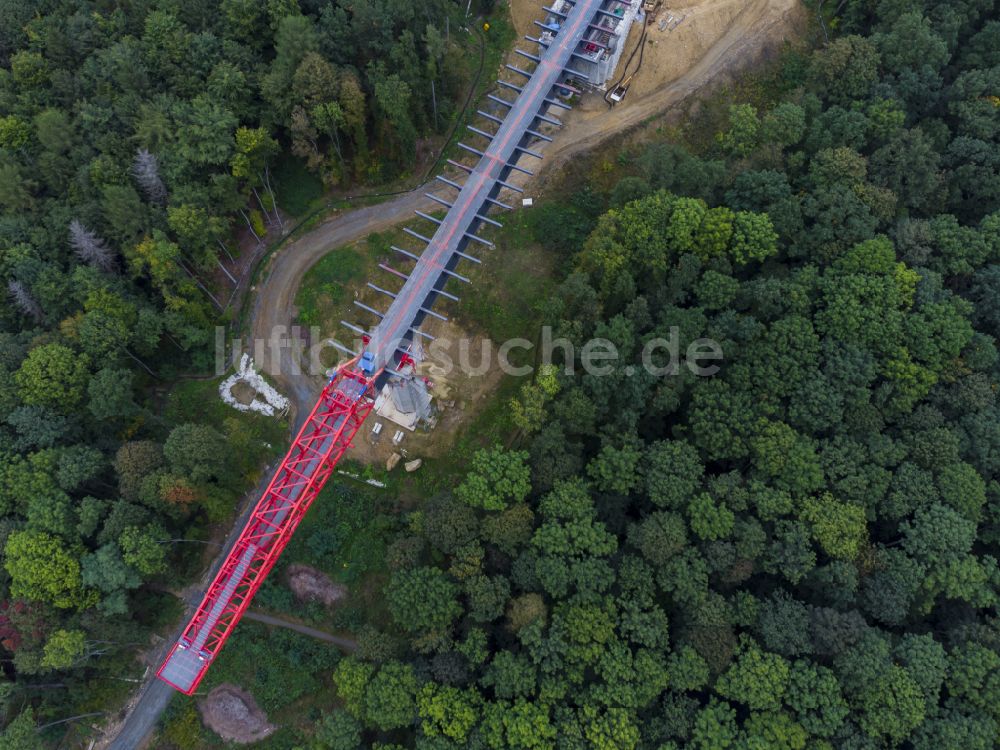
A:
609 0 755 102
286 564 348 607
198 684 276 745
346 317 506 469
512 0 795 105
512 0 765 93
508 0 804 188
230 380 258 406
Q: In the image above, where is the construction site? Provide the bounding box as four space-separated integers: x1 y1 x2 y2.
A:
154 0 805 698
324 0 791 472
79 0 806 745
249 0 801 432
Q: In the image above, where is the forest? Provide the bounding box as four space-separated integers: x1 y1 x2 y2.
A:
3 0 1000 747
0 0 482 742
308 0 1000 748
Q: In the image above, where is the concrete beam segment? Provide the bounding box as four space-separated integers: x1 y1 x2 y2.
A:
402 227 433 244
367 283 397 299
341 320 367 336
478 110 504 124
420 306 448 321
476 214 504 228
391 245 420 261
354 301 384 318
467 125 496 140
506 162 534 176
506 63 533 78
415 210 443 225
495 178 524 193
487 94 514 108
425 193 454 209
447 159 474 174
485 196 514 210
457 142 486 157
379 263 410 281
465 233 495 248
515 145 544 159
329 339 361 358
364 0 606 371
440 268 471 283
526 128 553 142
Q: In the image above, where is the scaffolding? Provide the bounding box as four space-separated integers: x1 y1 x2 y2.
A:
550 0 644 90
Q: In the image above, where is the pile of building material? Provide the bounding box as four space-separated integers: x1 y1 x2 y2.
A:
219 354 289 417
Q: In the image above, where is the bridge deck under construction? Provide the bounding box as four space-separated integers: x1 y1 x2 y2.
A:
365 0 612 372
158 0 617 695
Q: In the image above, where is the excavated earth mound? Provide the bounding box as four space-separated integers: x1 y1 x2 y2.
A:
286 564 348 607
198 684 276 744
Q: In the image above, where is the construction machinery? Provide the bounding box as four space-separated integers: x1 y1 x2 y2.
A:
608 74 634 104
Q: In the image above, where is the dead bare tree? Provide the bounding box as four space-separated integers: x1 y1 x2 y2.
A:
175 257 224 311
251 185 277 228
36 712 105 731
217 239 235 263
132 147 167 204
239 208 263 244
261 165 283 231
68 219 116 272
7 280 43 322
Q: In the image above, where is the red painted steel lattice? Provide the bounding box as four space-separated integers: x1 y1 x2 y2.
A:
157 365 374 694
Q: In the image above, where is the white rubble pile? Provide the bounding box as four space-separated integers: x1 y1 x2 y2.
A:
219 354 289 417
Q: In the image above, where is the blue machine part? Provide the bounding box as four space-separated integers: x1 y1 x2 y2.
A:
360 351 376 375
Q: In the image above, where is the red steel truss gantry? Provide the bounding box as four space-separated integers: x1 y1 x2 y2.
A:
157 364 374 693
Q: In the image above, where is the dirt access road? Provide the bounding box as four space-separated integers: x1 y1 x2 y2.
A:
250 0 802 425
